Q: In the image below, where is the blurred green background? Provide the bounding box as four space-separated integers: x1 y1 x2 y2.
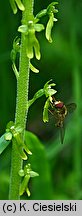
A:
0 0 82 200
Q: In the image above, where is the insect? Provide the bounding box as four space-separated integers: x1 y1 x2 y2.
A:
49 96 77 144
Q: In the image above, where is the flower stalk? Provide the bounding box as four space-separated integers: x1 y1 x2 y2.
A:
9 0 34 200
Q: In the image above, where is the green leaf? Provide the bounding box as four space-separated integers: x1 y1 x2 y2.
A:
0 134 11 155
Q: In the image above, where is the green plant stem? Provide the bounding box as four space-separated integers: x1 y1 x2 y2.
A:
9 0 34 200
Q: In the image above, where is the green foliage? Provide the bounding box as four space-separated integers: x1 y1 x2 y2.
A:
0 134 11 154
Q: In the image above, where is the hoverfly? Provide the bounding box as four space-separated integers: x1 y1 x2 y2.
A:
49 96 77 144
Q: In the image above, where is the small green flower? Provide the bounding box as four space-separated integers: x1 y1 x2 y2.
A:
6 121 32 160
18 20 44 60
27 80 57 111
19 164 39 196
26 30 41 60
11 37 20 63
46 2 58 43
43 80 57 122
11 37 20 79
44 79 57 97
10 0 25 14
13 133 32 160
4 132 12 141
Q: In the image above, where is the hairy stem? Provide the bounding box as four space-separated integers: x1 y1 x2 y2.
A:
9 0 34 200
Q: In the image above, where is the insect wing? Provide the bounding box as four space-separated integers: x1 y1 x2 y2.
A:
66 103 77 114
48 109 58 119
